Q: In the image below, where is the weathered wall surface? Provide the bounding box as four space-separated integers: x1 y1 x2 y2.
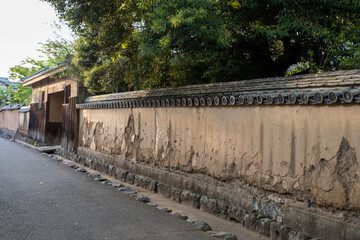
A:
18 108 30 136
28 102 46 143
61 97 78 152
79 105 360 211
0 109 19 131
74 70 360 239
31 77 78 104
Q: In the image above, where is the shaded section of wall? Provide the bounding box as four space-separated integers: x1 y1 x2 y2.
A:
18 107 30 136
61 96 78 152
28 102 46 143
45 122 61 144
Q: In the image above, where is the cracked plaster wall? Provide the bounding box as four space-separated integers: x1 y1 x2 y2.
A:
79 105 360 211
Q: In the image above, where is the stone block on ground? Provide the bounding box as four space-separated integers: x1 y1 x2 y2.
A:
134 194 150 203
146 203 158 207
158 207 172 213
192 220 212 232
101 180 112 185
186 219 195 223
123 189 137 195
88 172 101 178
209 231 238 240
75 168 87 173
66 163 75 168
38 146 57 154
94 177 107 182
170 212 188 220
111 183 124 188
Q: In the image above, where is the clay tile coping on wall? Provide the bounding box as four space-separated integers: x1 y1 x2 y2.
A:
83 69 360 103
0 104 24 112
18 106 30 113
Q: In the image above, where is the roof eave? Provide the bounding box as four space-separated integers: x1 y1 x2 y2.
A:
22 66 66 87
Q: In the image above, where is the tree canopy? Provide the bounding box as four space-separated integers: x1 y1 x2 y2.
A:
44 0 360 94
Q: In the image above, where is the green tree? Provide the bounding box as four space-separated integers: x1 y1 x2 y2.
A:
0 86 10 106
5 83 32 106
44 0 360 93
5 57 47 106
339 46 360 70
5 38 74 106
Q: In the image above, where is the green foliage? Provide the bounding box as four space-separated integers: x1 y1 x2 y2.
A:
44 0 360 93
0 82 32 107
9 58 48 81
9 38 74 81
218 210 229 217
8 83 32 106
0 83 32 107
257 211 262 219
4 38 75 106
38 38 74 67
0 87 9 106
339 46 360 70
6 58 46 106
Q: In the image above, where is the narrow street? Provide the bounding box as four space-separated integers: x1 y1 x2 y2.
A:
0 137 213 240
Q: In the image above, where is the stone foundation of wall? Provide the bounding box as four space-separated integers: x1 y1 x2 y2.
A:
57 146 360 240
0 128 17 139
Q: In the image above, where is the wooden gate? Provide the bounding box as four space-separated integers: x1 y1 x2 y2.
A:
61 96 78 152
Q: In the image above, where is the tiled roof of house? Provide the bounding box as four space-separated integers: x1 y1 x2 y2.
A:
21 60 68 85
0 77 11 86
21 67 51 83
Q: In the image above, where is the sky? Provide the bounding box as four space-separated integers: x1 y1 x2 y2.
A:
0 0 74 79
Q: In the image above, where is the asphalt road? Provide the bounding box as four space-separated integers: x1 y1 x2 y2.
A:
0 138 213 240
